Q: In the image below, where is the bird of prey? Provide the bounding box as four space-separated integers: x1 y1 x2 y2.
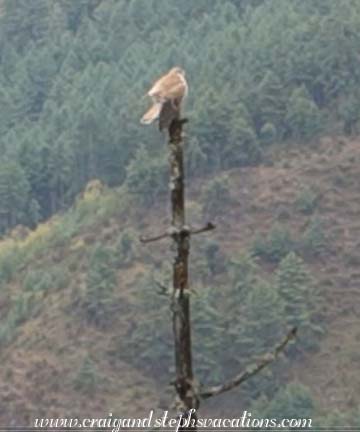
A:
141 67 188 131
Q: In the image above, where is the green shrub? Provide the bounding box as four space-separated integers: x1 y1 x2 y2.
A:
276 252 312 325
0 322 16 346
23 265 70 293
202 174 231 218
0 248 21 286
123 272 172 375
228 253 259 299
295 187 319 215
226 117 262 167
23 269 52 292
316 408 360 429
50 212 79 246
252 224 294 263
301 217 329 257
285 86 323 140
80 245 117 328
338 91 360 135
73 358 100 394
115 228 138 267
125 145 167 205
50 265 71 290
10 293 38 326
186 137 208 177
275 252 322 351
236 280 285 357
259 122 277 145
331 169 353 188
193 286 227 383
0 292 40 346
252 382 315 421
202 239 226 276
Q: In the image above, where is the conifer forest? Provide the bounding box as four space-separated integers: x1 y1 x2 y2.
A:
0 0 359 429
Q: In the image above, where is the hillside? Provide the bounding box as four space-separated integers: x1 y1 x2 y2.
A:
0 0 360 236
0 0 360 429
0 135 359 426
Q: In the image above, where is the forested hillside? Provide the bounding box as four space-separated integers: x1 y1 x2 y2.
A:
0 0 360 428
0 0 360 233
1 136 360 426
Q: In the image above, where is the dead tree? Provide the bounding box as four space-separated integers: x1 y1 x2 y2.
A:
141 118 296 429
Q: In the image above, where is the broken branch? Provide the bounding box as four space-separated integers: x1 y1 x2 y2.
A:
190 222 216 235
140 223 215 244
139 232 169 244
200 327 297 399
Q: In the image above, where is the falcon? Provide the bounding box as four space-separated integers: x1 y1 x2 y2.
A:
140 67 188 131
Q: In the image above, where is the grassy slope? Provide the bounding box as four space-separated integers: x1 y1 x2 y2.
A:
0 136 359 424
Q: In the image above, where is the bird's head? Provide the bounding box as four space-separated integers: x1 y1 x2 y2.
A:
171 66 186 76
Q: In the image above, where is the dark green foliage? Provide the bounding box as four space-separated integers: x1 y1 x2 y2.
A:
202 239 227 276
301 217 329 257
186 138 208 178
0 249 21 286
201 174 231 219
259 122 277 146
252 224 294 263
23 269 52 293
0 0 358 233
316 408 360 430
0 0 350 412
23 265 70 292
127 245 320 388
276 252 312 326
252 382 315 426
192 286 227 383
124 271 172 375
228 252 259 299
0 160 32 232
128 270 230 384
0 292 40 346
238 281 285 357
115 228 139 268
125 146 167 206
295 186 319 215
338 91 360 135
226 117 262 167
275 252 322 351
81 244 117 328
73 357 100 394
285 86 323 140
225 261 288 395
8 293 39 327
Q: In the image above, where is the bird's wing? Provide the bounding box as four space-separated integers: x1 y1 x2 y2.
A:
148 72 187 101
140 102 163 124
162 81 187 101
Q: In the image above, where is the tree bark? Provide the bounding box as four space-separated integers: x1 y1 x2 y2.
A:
140 118 296 430
168 119 199 430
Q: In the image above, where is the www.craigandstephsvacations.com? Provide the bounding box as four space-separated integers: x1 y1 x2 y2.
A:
34 410 313 431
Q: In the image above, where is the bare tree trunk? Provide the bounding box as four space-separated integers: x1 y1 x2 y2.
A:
168 119 198 430
140 117 296 430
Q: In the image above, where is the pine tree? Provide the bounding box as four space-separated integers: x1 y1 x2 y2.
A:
237 281 285 357
201 174 231 219
192 286 228 384
82 245 117 328
125 145 167 205
252 382 314 421
275 252 322 351
285 86 322 140
0 160 31 232
276 252 313 326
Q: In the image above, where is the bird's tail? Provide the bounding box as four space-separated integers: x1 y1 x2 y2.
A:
140 103 162 125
